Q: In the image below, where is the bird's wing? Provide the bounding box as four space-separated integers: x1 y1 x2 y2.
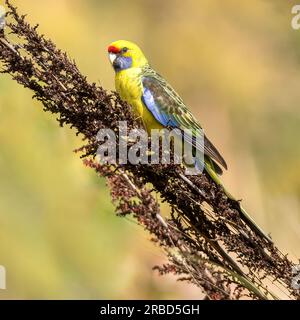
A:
141 67 227 171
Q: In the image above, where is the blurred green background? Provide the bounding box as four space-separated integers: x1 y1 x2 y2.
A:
0 0 299 299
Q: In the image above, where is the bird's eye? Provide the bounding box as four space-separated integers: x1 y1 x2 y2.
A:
121 47 128 53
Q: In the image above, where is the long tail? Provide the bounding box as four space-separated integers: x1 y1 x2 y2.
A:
204 160 273 244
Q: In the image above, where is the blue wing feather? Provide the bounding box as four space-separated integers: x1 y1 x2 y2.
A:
141 72 227 172
142 87 178 127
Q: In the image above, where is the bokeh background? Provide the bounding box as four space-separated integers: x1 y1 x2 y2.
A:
0 0 299 299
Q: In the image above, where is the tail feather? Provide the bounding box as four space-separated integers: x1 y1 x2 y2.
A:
204 161 272 244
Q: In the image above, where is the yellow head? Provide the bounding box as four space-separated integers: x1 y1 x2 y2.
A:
107 40 148 72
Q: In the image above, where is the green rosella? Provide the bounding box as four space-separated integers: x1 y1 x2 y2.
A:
107 40 271 243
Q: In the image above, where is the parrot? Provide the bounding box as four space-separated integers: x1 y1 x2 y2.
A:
107 40 272 243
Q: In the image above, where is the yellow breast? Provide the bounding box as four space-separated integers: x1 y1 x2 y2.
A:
115 69 163 133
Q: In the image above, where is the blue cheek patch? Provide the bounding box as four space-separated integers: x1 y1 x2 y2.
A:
114 56 133 72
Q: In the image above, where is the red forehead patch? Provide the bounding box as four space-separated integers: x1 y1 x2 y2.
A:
108 45 120 54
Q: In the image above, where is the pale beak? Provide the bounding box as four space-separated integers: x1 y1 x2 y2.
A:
109 53 117 64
